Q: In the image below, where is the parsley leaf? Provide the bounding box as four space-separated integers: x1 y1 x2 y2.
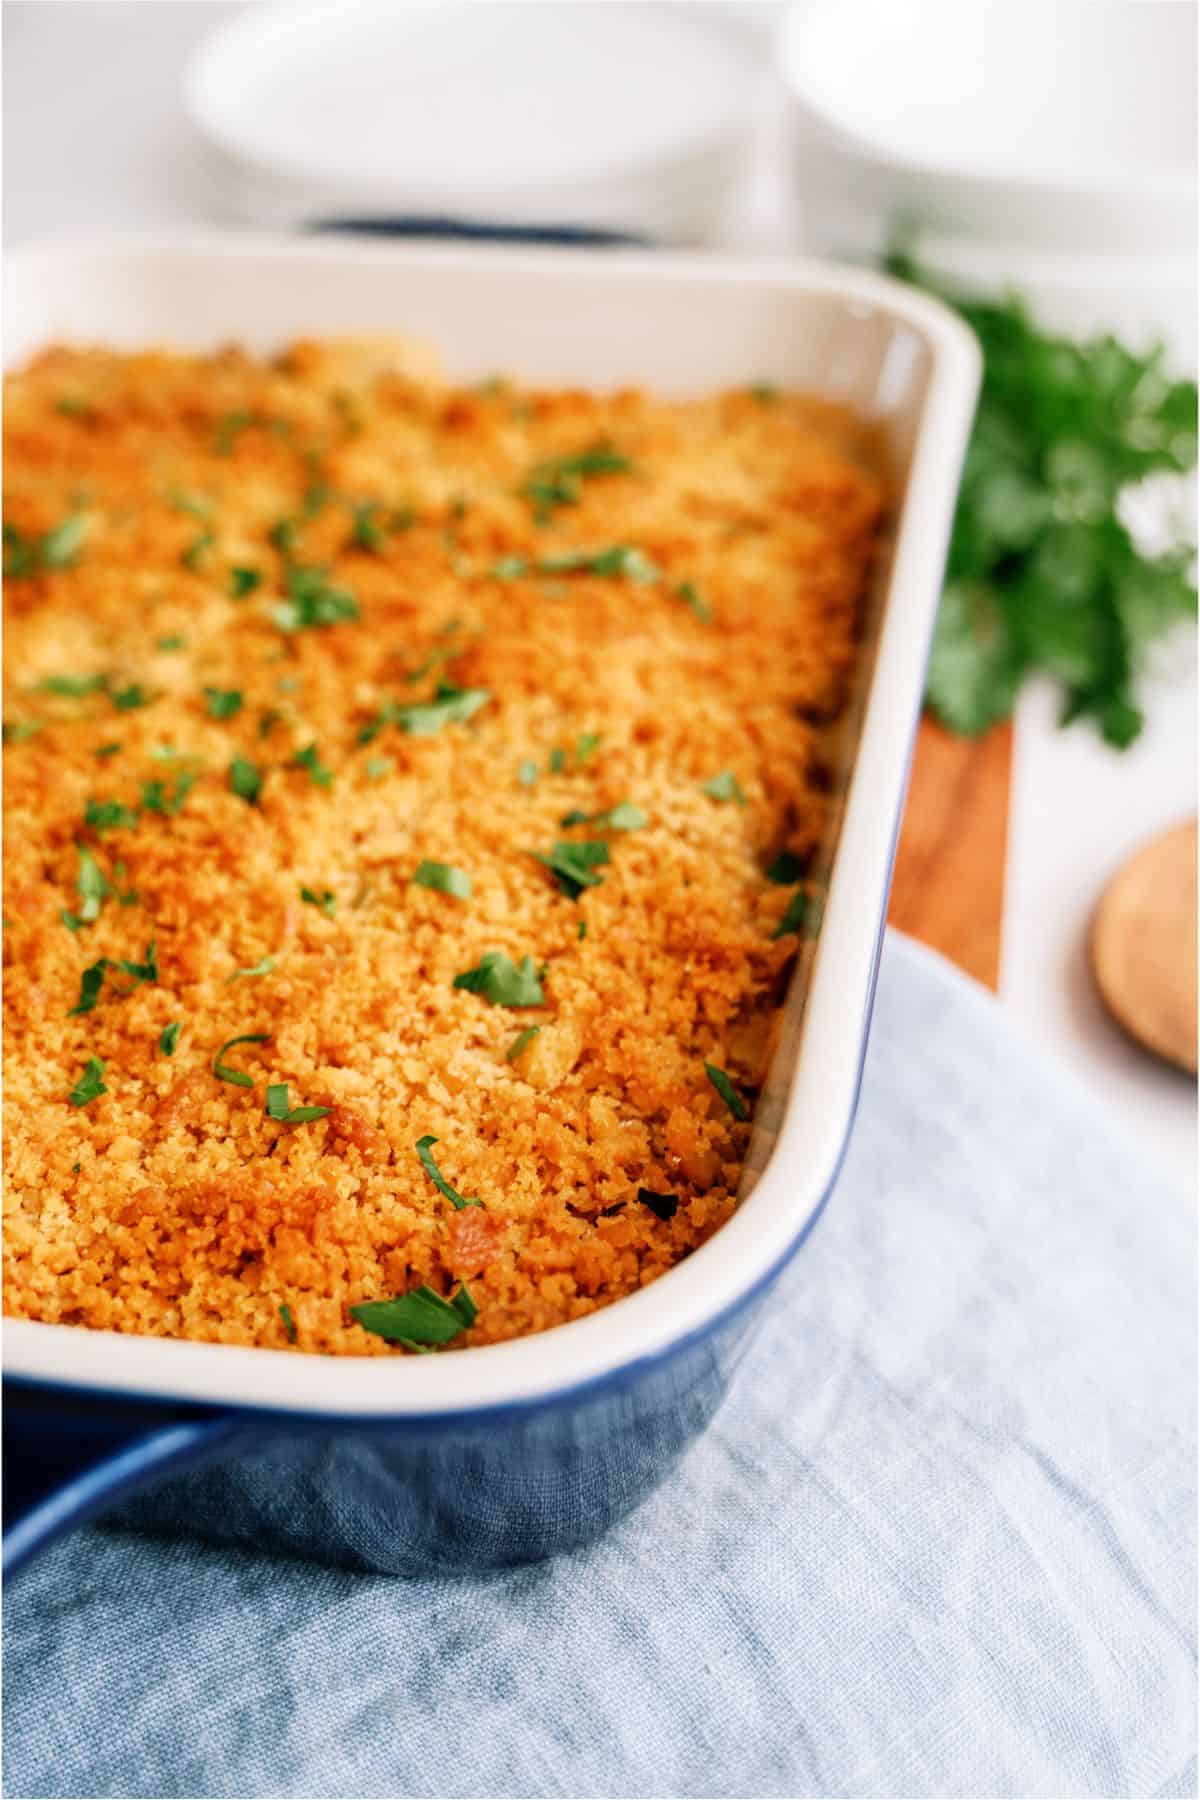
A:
111 684 153 713
229 566 261 599
37 673 107 698
228 756 262 804
536 544 659 584
412 860 472 899
350 1283 477 1346
702 770 747 805
772 889 824 941
533 839 609 899
229 955 275 981
415 1134 482 1210
69 959 109 1015
521 441 632 522
517 759 539 787
390 683 491 737
676 580 712 622
506 1025 541 1062
40 514 89 570
204 687 243 720
888 247 1197 746
638 1187 679 1221
765 849 807 885
68 1054 107 1108
291 743 333 787
300 885 336 917
159 1021 182 1055
559 801 647 832
265 1083 330 1124
84 798 138 833
704 1062 748 1121
453 951 545 1007
279 1301 298 1344
272 565 359 633
75 846 109 924
213 1032 271 1087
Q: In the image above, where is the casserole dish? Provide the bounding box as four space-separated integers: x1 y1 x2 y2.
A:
2 235 978 1574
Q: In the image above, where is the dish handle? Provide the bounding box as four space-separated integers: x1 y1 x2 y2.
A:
2 1383 235 1575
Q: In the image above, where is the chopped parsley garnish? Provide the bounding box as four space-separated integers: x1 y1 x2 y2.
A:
229 955 275 981
702 770 747 805
167 489 211 519
704 1062 748 1121
574 731 602 766
68 1054 107 1109
272 565 359 633
156 635 186 652
506 1025 541 1062
517 759 539 787
269 518 298 557
349 501 387 552
492 555 529 582
772 889 824 941
39 514 89 571
453 951 545 1007
181 530 214 571
522 441 632 522
258 709 283 739
364 755 394 781
548 748 566 774
578 918 588 940
95 742 122 760
638 1188 679 1221
229 566 261 599
412 860 471 900
415 1134 482 1210
533 839 610 899
391 683 491 737
265 1083 330 1125
159 1021 182 1055
676 580 712 623
37 673 107 698
291 743 333 787
213 1033 271 1087
537 544 659 584
765 849 807 885
140 770 197 816
73 846 109 926
300 885 336 917
228 756 262 804
68 940 157 1015
203 687 243 720
279 1302 298 1344
350 1283 477 1347
559 801 646 832
84 797 138 833
110 684 153 713
4 720 45 742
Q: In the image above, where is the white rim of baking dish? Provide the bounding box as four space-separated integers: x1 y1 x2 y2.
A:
2 236 980 1419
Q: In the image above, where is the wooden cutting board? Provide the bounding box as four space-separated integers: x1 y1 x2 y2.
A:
887 716 1013 992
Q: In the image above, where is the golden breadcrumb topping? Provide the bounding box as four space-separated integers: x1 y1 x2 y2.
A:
3 337 883 1354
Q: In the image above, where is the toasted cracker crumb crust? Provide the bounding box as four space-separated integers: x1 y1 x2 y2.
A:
3 338 883 1354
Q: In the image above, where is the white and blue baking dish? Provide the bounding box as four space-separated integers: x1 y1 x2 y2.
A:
3 236 979 1574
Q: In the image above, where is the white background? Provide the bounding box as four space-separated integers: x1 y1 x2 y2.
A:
4 0 1196 1186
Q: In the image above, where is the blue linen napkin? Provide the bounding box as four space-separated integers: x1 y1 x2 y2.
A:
4 931 1195 1800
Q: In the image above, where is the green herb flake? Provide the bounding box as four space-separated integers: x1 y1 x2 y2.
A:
229 955 275 982
300 885 337 917
364 756 394 781
638 1187 679 1221
265 1082 331 1125
140 769 197 817
412 860 472 900
37 673 107 698
390 684 491 738
272 565 359 634
111 684 153 713
69 959 110 1015
68 1054 107 1109
702 770 747 805
4 719 45 743
279 1302 298 1344
203 687 243 720
167 489 211 520
453 951 546 1008
765 849 807 885
159 1021 183 1056
578 918 588 941
533 839 610 900
350 1283 477 1347
676 580 712 623
73 845 109 926
704 1062 749 1122
156 635 186 652
40 514 89 570
771 888 824 941
228 756 262 804
548 748 566 774
517 759 539 787
749 383 778 405
229 566 262 599
84 797 138 833
349 501 387 553
94 742 123 760
535 544 659 584
415 1134 482 1210
491 555 529 581
522 441 632 522
291 743 334 787
181 530 214 572
560 801 646 832
506 1025 541 1063
212 1032 271 1087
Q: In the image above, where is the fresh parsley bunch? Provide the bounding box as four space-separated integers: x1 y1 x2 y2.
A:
888 250 1197 746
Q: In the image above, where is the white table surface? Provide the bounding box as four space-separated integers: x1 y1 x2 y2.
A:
5 0 1196 1187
